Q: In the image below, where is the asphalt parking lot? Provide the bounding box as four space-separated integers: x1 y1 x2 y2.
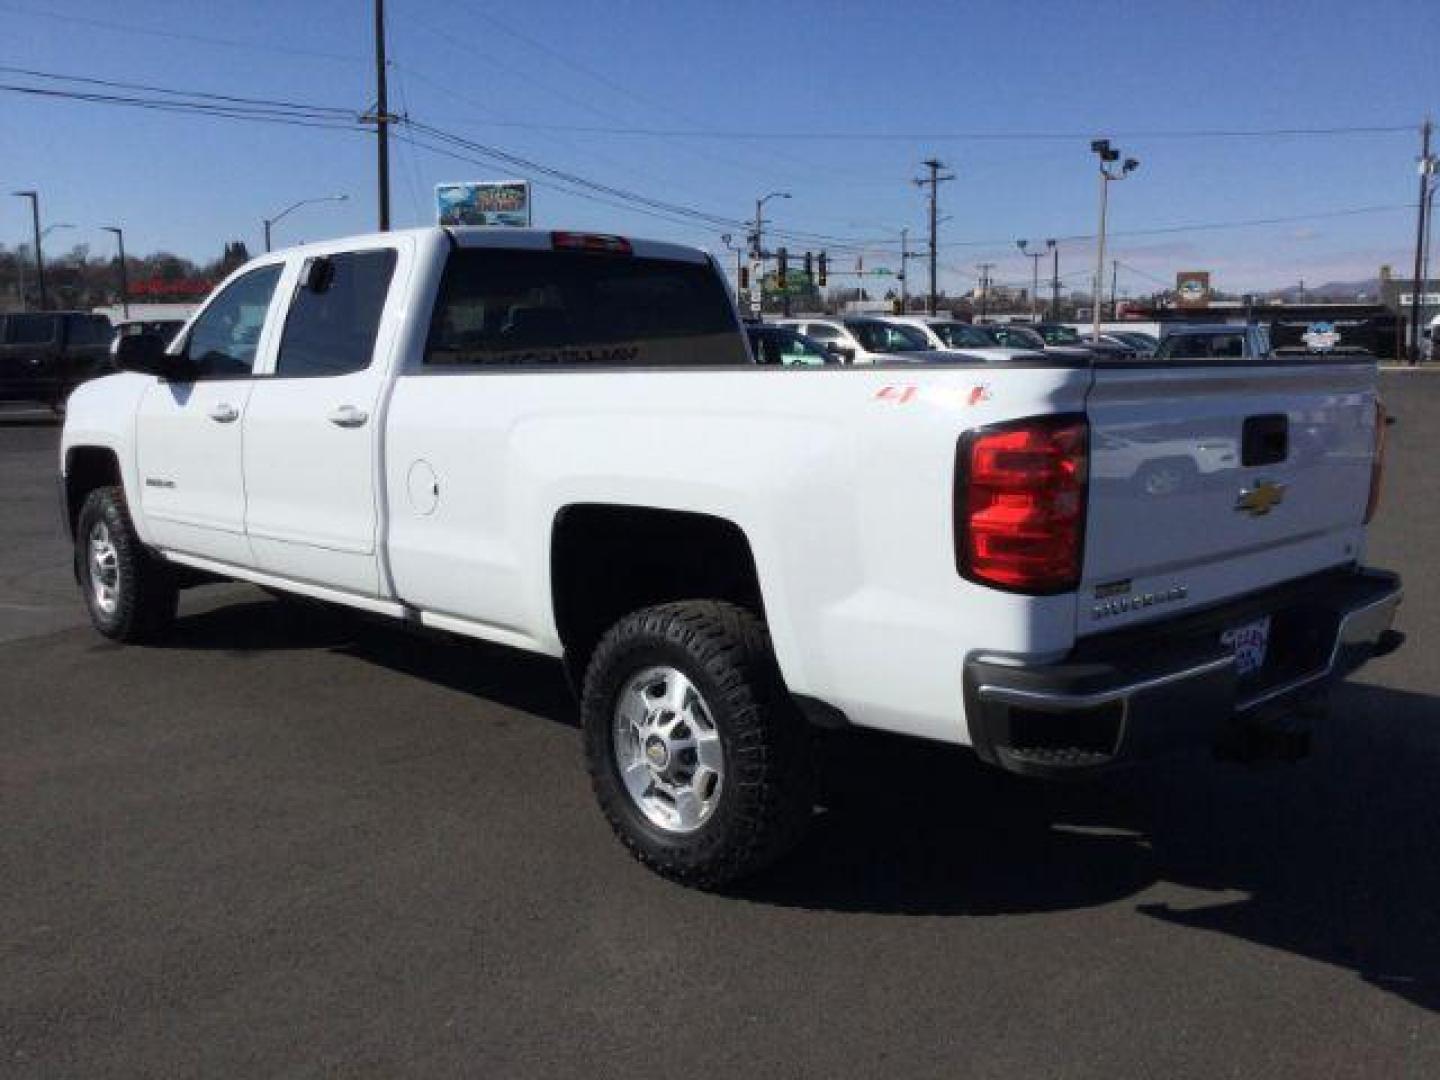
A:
3 372 1439 1078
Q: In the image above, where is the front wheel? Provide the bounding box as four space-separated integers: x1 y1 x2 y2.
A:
75 486 177 642
581 601 814 887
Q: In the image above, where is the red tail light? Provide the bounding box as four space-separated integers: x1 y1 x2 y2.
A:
1365 398 1388 524
956 415 1088 593
551 231 632 255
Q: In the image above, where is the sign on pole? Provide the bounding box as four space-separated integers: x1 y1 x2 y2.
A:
436 181 532 227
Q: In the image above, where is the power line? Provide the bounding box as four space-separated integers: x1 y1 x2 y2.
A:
0 64 355 117
0 83 366 131
0 1 363 62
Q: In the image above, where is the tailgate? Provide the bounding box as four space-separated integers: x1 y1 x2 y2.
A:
1079 359 1378 636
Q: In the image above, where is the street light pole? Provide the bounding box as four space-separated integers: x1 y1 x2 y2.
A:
262 194 349 252
12 190 47 310
752 191 790 314
1089 139 1139 340
102 226 130 319
1017 240 1046 320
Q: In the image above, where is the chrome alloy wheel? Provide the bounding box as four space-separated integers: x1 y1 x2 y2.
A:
612 666 724 834
87 521 121 615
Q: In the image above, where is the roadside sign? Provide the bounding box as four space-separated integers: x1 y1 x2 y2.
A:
436 181 532 227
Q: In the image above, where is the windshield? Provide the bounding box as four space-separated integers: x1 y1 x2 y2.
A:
930 322 996 349
749 328 830 366
1038 325 1080 345
989 325 1046 350
849 321 927 353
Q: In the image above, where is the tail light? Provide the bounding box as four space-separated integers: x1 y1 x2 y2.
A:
956 415 1088 593
1365 398 1388 524
551 231 632 255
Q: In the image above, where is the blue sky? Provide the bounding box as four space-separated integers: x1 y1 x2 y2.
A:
1 0 1436 295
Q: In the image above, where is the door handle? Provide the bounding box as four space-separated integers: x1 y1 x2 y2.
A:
328 404 369 428
208 402 240 423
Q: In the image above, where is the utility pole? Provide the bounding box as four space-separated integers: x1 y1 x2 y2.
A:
899 228 909 312
373 0 391 231
11 191 46 310
976 262 994 320
102 226 129 319
1410 117 1434 364
1109 258 1118 320
750 191 790 316
914 158 954 316
1017 240 1046 320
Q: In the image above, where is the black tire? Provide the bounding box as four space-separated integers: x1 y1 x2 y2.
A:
582 601 814 888
75 485 178 643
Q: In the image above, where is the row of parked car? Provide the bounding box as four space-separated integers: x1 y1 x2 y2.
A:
0 310 185 415
746 314 1163 367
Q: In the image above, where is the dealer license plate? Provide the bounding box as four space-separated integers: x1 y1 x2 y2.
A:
1222 616 1272 677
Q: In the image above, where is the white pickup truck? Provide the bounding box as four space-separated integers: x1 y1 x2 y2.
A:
60 227 1402 886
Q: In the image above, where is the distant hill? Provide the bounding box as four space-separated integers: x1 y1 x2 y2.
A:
1268 278 1381 303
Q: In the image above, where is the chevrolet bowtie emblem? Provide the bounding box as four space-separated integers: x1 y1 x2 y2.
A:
1235 480 1286 516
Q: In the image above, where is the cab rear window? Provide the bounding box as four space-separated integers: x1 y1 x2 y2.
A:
424 249 747 368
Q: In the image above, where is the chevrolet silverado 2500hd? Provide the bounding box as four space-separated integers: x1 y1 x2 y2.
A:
60 227 1402 886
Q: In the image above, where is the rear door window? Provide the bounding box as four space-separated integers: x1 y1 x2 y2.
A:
276 249 397 377
5 314 57 346
65 314 113 346
425 248 747 368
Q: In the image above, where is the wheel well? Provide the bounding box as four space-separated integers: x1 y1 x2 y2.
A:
551 505 765 680
64 446 121 538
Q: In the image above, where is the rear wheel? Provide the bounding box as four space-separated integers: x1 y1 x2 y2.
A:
582 601 814 887
75 486 177 642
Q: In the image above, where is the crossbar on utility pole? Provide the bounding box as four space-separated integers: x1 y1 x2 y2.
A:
1410 117 1434 365
914 159 953 316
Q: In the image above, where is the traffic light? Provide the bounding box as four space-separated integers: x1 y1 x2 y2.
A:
804 251 814 284
776 247 788 287
739 265 749 290
817 251 827 287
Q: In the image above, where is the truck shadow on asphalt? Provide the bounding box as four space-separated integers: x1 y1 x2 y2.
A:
164 594 1439 1012
744 681 1440 1012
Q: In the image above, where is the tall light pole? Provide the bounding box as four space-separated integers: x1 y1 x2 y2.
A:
720 233 745 309
1410 118 1434 364
263 194 349 252
1090 139 1139 340
11 190 47 310
1047 239 1059 319
101 226 130 319
752 191 789 313
1017 239 1047 320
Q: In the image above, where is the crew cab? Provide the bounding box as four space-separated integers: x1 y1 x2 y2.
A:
60 227 1402 886
1 310 114 415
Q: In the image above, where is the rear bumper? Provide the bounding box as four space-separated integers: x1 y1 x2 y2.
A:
964 567 1402 777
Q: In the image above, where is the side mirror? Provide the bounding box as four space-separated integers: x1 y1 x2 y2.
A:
114 332 185 379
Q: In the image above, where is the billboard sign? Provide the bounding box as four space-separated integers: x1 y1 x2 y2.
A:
1175 271 1210 309
436 181 532 228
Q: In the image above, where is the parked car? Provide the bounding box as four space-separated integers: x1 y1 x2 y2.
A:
983 322 1095 360
882 316 1046 362
745 323 834 366
61 226 1401 887
1102 330 1160 355
111 318 187 353
0 310 114 415
1035 323 1138 360
774 317 955 363
1156 324 1272 362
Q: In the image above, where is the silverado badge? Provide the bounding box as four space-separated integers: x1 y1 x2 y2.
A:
1235 480 1286 517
